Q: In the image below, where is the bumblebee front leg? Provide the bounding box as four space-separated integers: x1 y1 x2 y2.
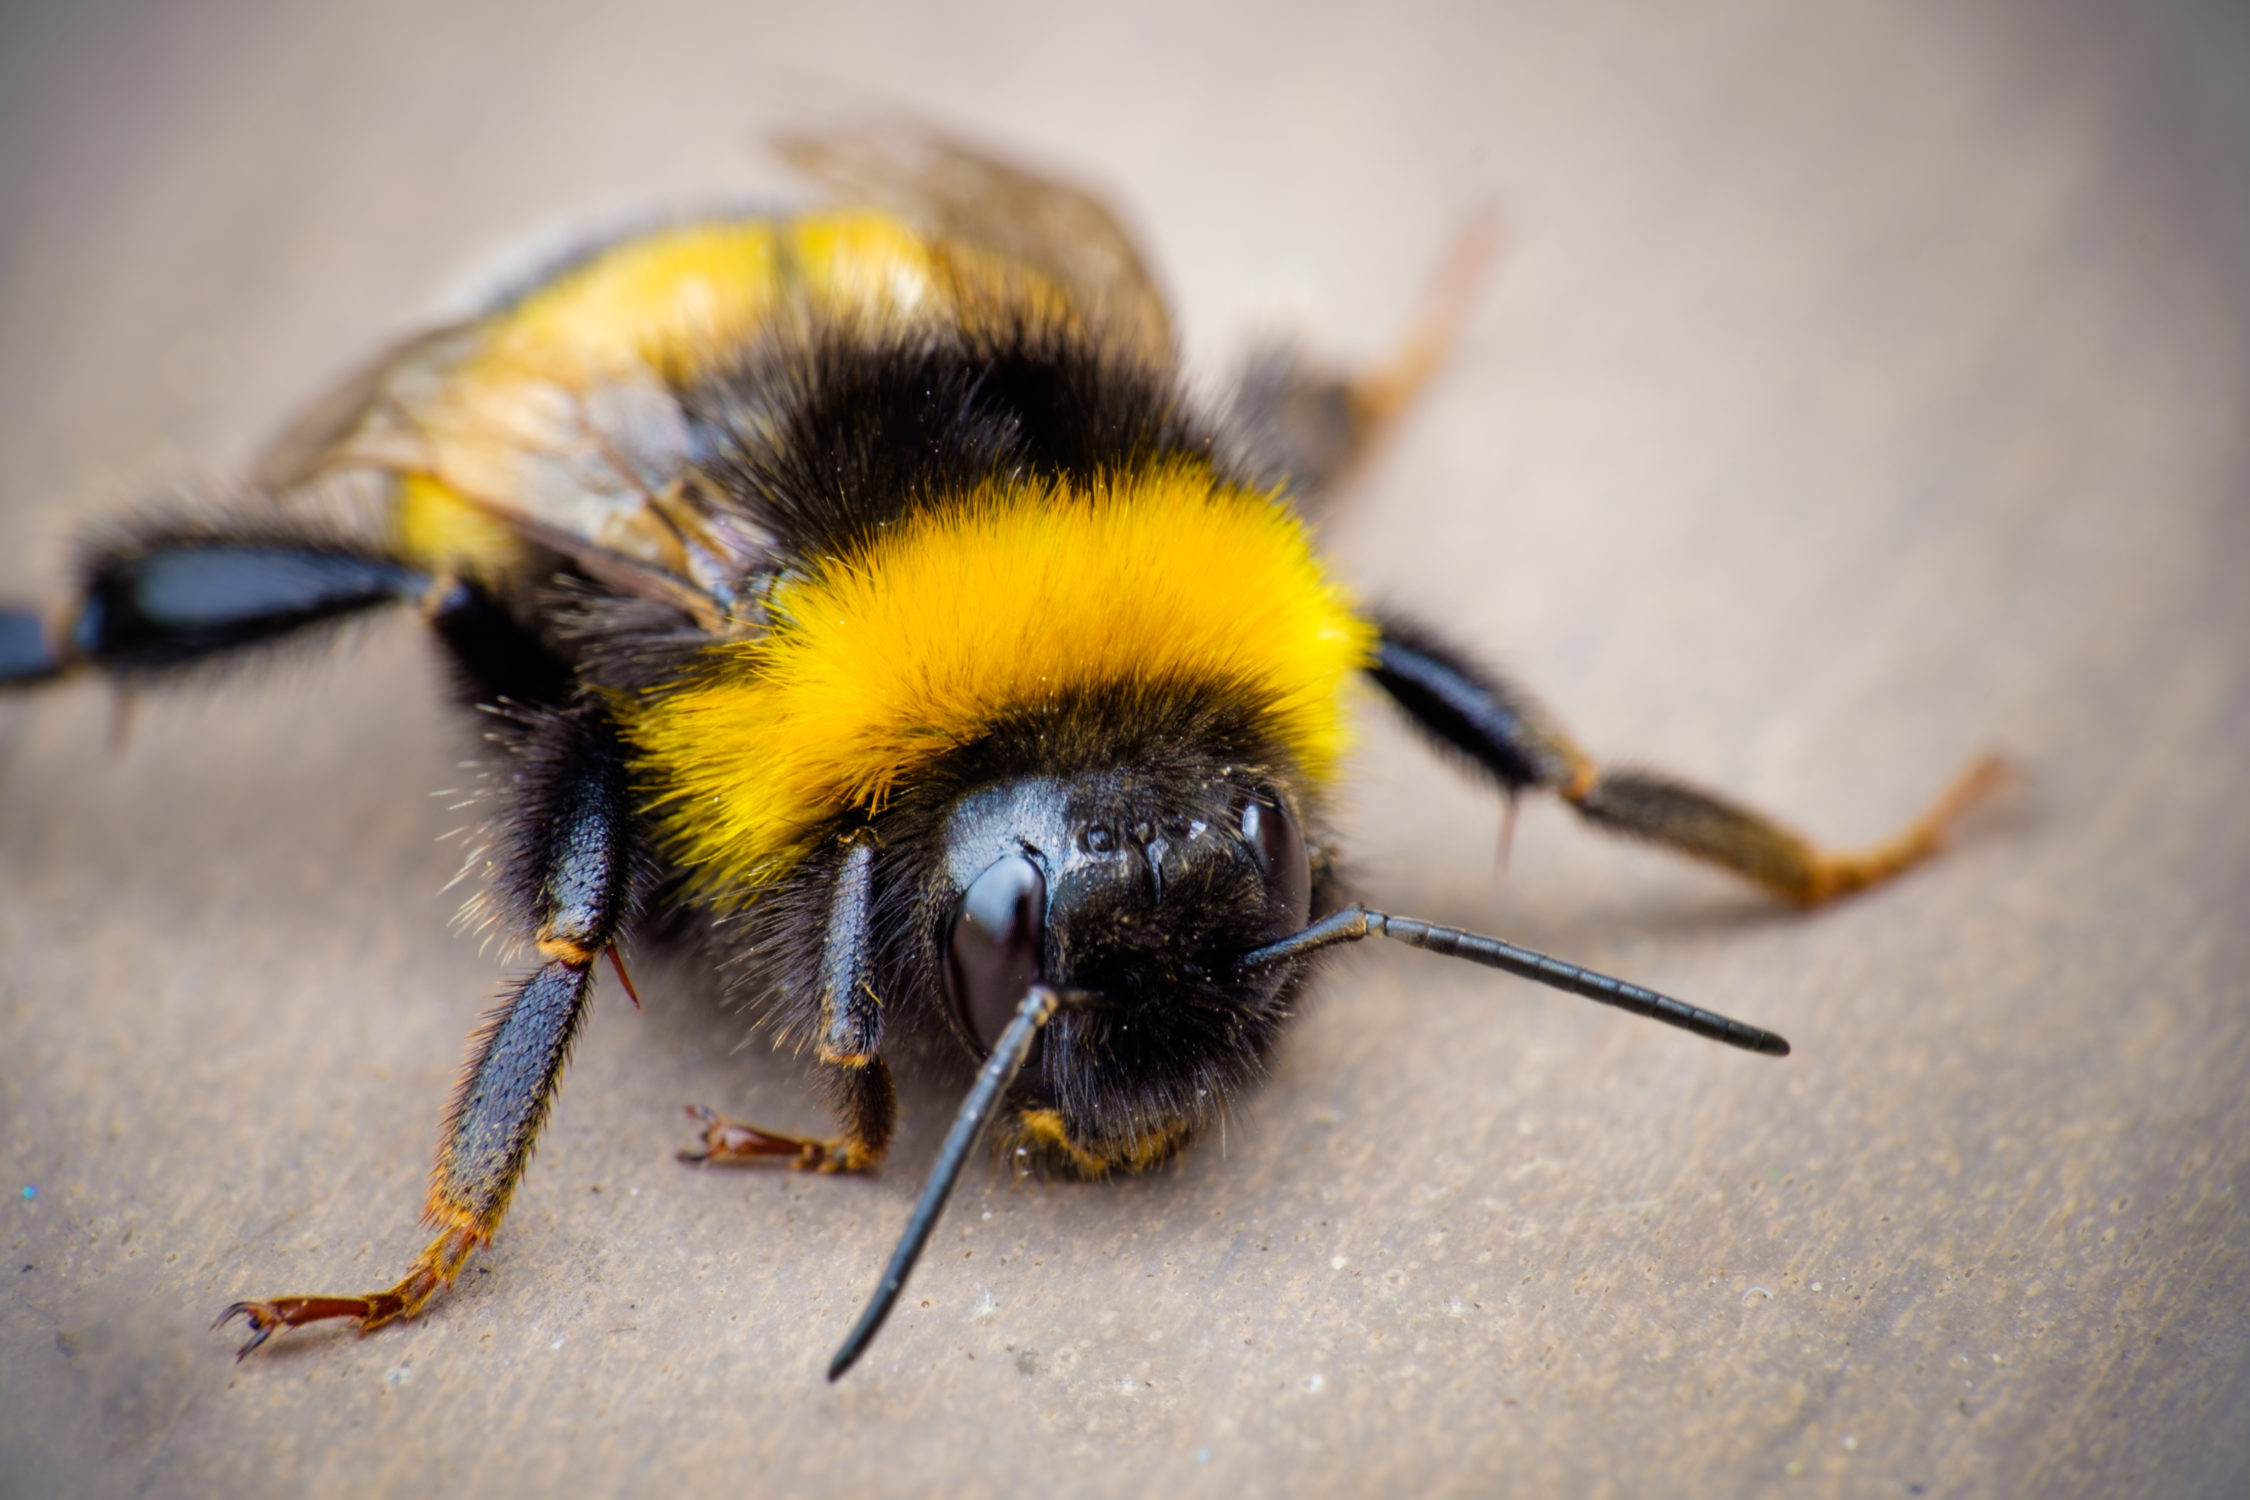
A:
219 704 646 1356
680 833 895 1174
1368 616 2010 906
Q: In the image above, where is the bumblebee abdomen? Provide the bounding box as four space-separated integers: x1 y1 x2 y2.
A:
352 210 1079 599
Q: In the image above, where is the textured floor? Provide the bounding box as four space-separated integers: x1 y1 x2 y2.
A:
3 1 2247 1496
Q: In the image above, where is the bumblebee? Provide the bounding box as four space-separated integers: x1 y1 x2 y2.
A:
0 129 2005 1379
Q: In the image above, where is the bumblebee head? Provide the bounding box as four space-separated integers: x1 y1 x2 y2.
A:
935 764 1315 1161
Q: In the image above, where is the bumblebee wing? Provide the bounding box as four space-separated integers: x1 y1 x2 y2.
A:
251 323 485 491
244 264 781 631
776 124 1174 364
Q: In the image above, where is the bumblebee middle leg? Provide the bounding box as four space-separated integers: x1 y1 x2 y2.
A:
679 832 895 1174
1368 615 2009 907
218 702 647 1355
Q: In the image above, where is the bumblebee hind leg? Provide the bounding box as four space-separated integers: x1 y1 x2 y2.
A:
0 525 433 689
1567 757 2014 906
679 832 895 1174
1368 615 2011 906
0 610 59 682
0 518 574 712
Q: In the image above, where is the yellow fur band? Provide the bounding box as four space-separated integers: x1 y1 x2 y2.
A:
628 464 1373 893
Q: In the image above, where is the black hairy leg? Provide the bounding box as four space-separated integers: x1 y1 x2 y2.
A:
0 610 60 682
426 581 575 708
0 526 433 687
1368 615 2012 907
1223 212 1500 506
0 520 575 711
679 832 897 1174
217 702 648 1356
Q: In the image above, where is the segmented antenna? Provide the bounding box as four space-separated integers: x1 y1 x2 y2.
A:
1239 906 1790 1056
828 984 1064 1381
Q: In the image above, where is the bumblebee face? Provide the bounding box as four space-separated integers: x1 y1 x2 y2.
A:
937 764 1315 1145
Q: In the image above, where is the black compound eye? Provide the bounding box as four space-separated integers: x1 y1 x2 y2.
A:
1240 794 1311 934
944 853 1047 1055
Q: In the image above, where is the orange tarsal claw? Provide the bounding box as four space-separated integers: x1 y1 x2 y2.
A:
676 1105 877 1173
214 1223 483 1359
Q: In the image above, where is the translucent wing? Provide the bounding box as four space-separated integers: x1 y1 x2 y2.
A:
775 123 1175 366
249 220 823 630
252 323 483 493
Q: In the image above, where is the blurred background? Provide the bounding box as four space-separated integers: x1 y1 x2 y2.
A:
3 1 2246 1495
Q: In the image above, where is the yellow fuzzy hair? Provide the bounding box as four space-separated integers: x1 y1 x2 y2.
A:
467 208 1075 389
628 464 1375 895
476 210 933 385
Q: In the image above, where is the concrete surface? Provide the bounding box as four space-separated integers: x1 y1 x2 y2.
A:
3 1 2246 1495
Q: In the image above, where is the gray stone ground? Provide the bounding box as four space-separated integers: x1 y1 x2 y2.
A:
2 1 2246 1495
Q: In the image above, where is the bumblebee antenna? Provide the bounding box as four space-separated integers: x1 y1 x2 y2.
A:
828 983 1067 1381
1238 906 1790 1057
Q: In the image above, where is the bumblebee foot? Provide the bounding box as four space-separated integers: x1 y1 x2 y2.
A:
1795 751 2019 905
215 1223 481 1359
676 1105 878 1173
214 1293 407 1359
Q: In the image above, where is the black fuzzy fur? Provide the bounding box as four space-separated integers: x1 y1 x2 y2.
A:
427 583 577 708
684 316 1229 565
